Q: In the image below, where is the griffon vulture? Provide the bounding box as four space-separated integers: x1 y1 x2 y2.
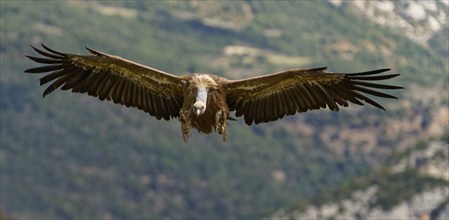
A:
25 44 402 142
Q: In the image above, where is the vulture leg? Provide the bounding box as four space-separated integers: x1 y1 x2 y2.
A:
215 109 227 142
179 109 191 143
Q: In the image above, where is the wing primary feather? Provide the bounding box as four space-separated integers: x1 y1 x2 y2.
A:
132 84 139 107
60 70 88 91
139 87 146 111
297 84 315 108
147 93 156 116
86 72 108 96
72 69 93 93
39 66 78 85
235 98 245 111
338 86 385 110
270 97 277 121
303 84 322 109
266 94 273 121
277 91 289 117
132 84 139 108
281 90 293 115
41 43 70 56
107 75 122 100
136 86 144 110
318 83 341 111
123 80 133 106
235 103 246 117
135 86 142 109
347 68 391 76
141 90 150 113
147 92 155 115
173 97 182 112
325 86 346 108
352 91 385 110
144 91 151 113
127 83 134 105
353 81 404 90
228 99 236 110
154 99 163 120
158 95 167 119
97 76 112 100
152 94 162 118
275 92 286 116
137 86 144 110
162 98 171 120
75 69 97 93
111 77 125 103
291 87 307 112
312 84 328 108
253 100 262 124
341 80 398 99
244 102 254 125
101 75 118 100
271 94 279 120
118 79 129 103
30 45 64 59
25 64 73 73
316 83 338 111
43 74 72 97
332 86 364 106
96 74 113 96
146 91 155 115
25 55 63 64
121 80 131 107
284 89 298 115
166 97 177 118
351 85 398 99
348 74 400 81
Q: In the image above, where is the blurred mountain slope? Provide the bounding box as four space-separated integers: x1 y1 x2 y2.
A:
269 137 449 220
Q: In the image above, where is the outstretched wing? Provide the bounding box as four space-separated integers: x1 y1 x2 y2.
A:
25 44 184 120
224 67 403 125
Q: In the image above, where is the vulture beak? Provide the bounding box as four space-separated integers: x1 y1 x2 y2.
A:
193 101 206 116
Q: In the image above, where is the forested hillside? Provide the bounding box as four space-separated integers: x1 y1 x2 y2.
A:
1 1 447 219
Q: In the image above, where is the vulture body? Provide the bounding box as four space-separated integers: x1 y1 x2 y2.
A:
25 44 403 142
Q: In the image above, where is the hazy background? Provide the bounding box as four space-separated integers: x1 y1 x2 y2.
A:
1 1 448 219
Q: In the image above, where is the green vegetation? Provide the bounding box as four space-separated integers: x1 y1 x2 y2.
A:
1 1 446 219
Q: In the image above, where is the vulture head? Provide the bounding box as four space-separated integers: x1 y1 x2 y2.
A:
188 74 219 116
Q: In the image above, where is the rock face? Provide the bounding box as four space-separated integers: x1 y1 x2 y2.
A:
271 187 448 220
391 141 449 181
328 0 448 46
268 140 449 220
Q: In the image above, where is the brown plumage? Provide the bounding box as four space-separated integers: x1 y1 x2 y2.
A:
25 44 403 142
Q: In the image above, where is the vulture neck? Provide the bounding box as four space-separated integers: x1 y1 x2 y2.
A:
190 74 217 116
194 87 208 116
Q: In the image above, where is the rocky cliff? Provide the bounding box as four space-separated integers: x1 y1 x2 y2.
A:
269 139 449 220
